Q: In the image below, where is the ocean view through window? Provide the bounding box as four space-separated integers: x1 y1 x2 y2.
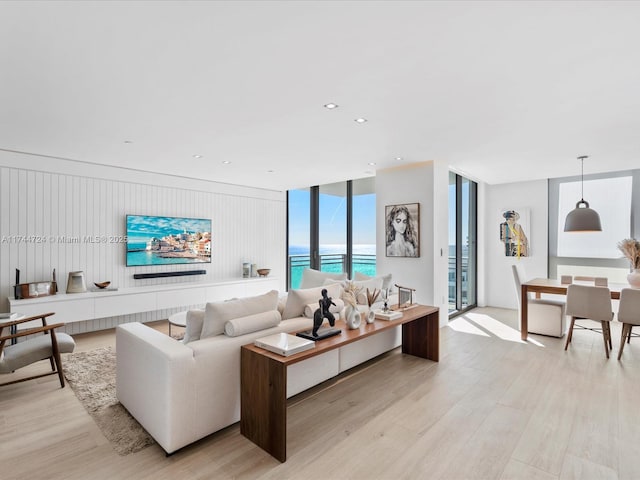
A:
288 178 376 289
288 244 377 289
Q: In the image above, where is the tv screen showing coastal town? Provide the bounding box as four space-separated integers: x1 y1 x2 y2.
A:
126 215 212 266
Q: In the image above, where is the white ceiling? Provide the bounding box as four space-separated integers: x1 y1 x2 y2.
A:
1 1 639 191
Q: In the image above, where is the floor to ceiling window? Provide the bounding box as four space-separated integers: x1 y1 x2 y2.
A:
287 188 311 290
448 171 477 316
351 177 376 278
287 178 376 289
319 182 347 274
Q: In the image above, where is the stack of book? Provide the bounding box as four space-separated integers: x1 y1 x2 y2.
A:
374 309 403 321
254 333 315 357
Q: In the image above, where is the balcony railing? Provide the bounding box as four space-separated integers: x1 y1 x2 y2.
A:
288 253 376 289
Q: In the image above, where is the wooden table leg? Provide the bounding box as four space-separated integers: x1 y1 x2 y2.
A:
520 284 528 341
401 310 439 361
240 347 288 462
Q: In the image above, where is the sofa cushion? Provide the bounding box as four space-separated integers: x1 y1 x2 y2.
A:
201 290 279 339
224 310 282 337
183 309 205 344
299 268 348 289
354 272 393 291
282 283 343 320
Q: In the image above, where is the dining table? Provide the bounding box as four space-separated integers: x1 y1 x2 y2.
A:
520 278 625 341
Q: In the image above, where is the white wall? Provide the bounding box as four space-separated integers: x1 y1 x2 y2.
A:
482 179 548 309
0 150 286 332
376 161 449 326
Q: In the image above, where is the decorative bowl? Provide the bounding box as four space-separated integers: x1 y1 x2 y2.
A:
257 269 270 277
94 281 111 289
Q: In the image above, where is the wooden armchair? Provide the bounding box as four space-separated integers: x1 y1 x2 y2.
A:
0 312 76 388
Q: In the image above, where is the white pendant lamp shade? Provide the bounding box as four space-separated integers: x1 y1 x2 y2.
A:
564 155 602 232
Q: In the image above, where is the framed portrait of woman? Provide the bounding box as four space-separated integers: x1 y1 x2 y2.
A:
385 203 420 257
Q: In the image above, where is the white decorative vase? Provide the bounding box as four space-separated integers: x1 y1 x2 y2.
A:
366 309 376 324
345 306 361 329
627 269 640 288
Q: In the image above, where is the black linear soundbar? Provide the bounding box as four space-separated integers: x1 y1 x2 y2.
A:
133 270 207 279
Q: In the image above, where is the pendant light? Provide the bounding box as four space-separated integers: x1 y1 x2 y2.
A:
564 155 602 232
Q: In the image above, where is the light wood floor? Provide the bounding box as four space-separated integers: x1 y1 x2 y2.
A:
2 307 640 480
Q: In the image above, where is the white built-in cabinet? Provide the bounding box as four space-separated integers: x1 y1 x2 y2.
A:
9 277 280 328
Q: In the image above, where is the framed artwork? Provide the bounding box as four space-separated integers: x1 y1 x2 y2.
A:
498 207 530 258
385 203 420 257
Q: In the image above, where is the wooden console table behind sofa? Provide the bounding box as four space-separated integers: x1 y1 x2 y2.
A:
240 304 439 462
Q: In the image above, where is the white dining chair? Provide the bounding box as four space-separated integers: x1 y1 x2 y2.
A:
512 265 566 337
564 284 614 358
617 288 640 360
573 276 609 287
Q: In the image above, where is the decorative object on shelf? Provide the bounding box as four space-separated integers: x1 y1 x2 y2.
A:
395 284 416 310
374 309 403 321
297 288 341 341
13 268 57 299
312 288 337 335
67 271 87 293
251 263 258 277
345 305 362 329
385 203 420 257
499 209 529 258
257 268 270 277
380 288 390 312
242 263 250 278
14 281 57 299
564 155 602 232
366 287 380 307
53 268 58 292
94 281 111 289
366 309 376 324
617 238 640 288
342 282 363 330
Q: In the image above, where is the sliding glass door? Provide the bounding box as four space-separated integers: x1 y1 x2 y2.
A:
448 172 477 316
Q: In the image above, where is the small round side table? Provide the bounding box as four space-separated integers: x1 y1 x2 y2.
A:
168 312 187 338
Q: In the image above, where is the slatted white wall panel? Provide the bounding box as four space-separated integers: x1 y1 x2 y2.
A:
0 155 286 333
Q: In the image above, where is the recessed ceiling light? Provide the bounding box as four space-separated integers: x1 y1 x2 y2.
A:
267 170 274 173
368 162 376 166
395 157 403 161
192 155 203 159
222 160 231 164
354 118 368 123
324 103 339 109
123 140 133 144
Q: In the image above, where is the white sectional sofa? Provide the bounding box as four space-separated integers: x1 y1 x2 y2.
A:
116 271 398 454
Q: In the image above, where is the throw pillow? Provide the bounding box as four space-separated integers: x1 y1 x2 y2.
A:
224 310 282 337
354 272 393 291
282 283 342 320
299 268 348 289
201 289 279 339
183 309 205 344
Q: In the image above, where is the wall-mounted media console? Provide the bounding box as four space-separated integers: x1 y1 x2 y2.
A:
9 277 280 328
133 270 207 279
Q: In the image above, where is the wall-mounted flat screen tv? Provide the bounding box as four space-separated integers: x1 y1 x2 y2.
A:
126 215 212 267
